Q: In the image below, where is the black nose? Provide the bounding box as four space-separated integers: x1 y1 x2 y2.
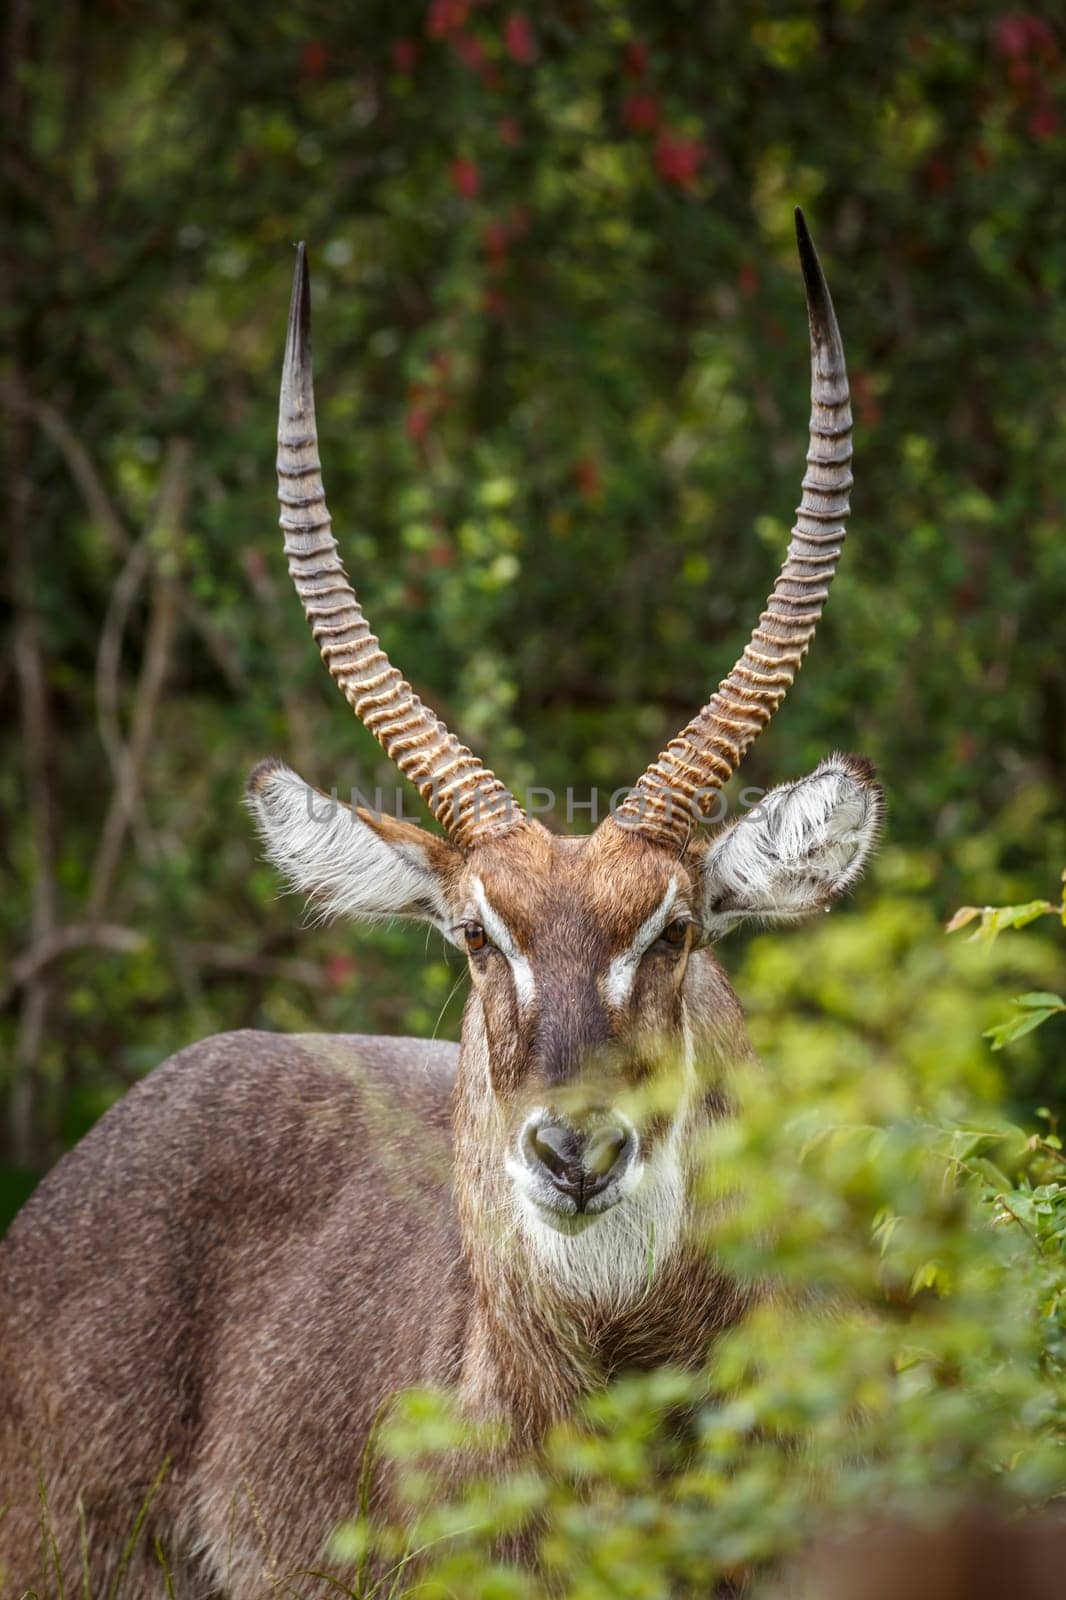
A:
523 1116 633 1210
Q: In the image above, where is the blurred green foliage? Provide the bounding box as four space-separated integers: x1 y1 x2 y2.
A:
341 944 1066 1596
3 2 1065 1200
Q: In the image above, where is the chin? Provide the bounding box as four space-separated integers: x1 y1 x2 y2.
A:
531 1199 616 1236
512 1153 684 1307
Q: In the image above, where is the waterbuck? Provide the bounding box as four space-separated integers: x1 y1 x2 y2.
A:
0 210 882 1597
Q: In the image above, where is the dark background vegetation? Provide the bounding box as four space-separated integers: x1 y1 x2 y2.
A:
3 0 1065 1223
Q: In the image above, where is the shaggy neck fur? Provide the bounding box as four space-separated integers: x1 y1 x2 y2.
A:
451 968 753 1441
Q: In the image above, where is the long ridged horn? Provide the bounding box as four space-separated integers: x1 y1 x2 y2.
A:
277 244 523 848
615 209 853 850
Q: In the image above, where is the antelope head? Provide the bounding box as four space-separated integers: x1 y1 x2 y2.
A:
248 212 883 1304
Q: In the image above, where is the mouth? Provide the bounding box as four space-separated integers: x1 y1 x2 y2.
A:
531 1203 603 1235
524 1178 626 1231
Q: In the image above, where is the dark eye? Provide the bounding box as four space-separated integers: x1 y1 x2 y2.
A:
463 922 490 953
660 918 690 949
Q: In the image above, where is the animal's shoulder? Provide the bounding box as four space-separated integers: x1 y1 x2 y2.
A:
1 1030 459 1277
133 1026 458 1132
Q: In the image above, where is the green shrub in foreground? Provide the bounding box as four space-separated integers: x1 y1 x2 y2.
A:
344 888 1066 1599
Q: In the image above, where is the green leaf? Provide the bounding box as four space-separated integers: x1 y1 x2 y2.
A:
984 1008 1062 1050
969 901 1056 943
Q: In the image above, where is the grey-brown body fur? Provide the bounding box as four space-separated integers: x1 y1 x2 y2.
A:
0 1000 743 1598
1 1034 462 1596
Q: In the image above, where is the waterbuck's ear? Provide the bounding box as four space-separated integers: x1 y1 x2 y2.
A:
246 759 462 928
698 754 884 938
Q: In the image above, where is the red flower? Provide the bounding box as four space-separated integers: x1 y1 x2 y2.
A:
406 406 431 442
426 542 455 569
737 261 760 298
504 13 537 64
923 153 953 192
993 13 1057 60
623 40 649 77
1026 16 1057 53
391 38 417 72
1029 102 1060 138
427 0 470 39
850 370 883 429
622 93 660 134
574 456 602 500
497 116 521 145
654 131 706 188
449 158 480 199
484 286 507 317
324 953 356 990
993 14 1034 58
452 32 485 69
300 41 329 78
482 219 510 263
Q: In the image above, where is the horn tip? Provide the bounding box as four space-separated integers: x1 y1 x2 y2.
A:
793 207 820 290
793 207 838 345
284 241 312 379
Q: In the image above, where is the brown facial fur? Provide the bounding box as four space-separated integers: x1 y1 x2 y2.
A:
451 818 703 1101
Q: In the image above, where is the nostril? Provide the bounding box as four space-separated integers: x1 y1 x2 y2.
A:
524 1120 578 1183
586 1126 629 1179
521 1116 633 1209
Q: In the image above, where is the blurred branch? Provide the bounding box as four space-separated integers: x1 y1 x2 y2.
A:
94 531 155 834
1 151 107 268
0 924 147 1011
3 0 55 1168
8 422 58 1165
2 0 28 131
0 377 128 551
87 442 188 917
0 379 246 692
180 943 334 991
0 929 335 1013
240 545 317 776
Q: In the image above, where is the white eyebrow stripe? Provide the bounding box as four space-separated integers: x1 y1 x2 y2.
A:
470 876 537 1010
603 876 679 1010
470 877 518 956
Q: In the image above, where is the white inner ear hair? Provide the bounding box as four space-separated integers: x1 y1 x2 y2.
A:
703 753 882 934
247 763 452 927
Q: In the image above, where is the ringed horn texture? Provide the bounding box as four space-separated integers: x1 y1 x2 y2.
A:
615 208 854 851
277 244 523 849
